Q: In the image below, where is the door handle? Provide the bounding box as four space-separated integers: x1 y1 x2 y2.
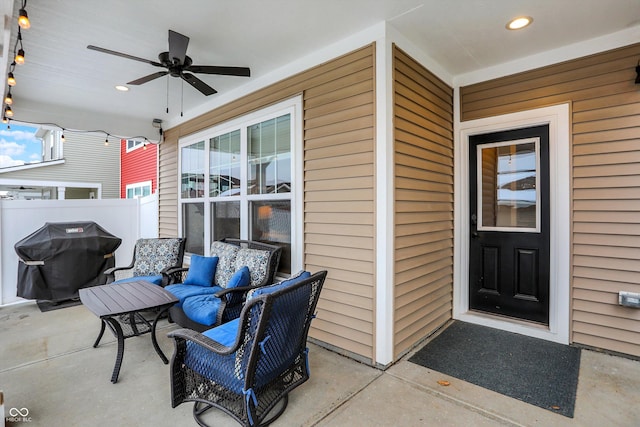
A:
471 231 479 239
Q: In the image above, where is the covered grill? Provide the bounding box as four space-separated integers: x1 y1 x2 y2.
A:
15 222 122 301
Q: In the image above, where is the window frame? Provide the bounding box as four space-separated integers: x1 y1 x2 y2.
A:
126 139 145 153
177 96 303 272
125 180 152 199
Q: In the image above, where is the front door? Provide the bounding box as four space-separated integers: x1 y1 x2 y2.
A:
469 125 550 324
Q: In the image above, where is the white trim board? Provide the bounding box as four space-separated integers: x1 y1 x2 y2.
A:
454 104 571 344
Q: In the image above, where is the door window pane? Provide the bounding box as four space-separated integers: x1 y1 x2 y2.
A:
479 140 538 230
181 141 205 198
248 114 291 195
211 201 240 242
183 203 204 255
210 130 241 197
250 200 291 274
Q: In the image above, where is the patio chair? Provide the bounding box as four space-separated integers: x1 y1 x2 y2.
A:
164 238 282 332
169 270 327 427
104 237 186 286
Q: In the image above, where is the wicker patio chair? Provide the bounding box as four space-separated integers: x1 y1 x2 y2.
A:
169 270 327 427
103 237 186 286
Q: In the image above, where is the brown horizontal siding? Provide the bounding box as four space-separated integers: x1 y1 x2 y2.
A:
393 45 454 358
158 44 376 362
460 42 640 358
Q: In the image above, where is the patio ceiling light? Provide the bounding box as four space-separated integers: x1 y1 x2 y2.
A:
506 16 533 30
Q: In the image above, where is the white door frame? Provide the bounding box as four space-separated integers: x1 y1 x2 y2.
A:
454 104 571 344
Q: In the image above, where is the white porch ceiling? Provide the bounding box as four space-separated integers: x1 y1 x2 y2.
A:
1 0 639 140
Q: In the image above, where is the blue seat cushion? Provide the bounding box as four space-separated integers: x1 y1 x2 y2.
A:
182 295 224 327
183 255 219 287
165 284 223 307
184 318 242 392
111 275 164 286
202 317 239 347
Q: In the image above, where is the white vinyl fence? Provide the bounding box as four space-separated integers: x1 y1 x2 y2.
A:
0 194 158 306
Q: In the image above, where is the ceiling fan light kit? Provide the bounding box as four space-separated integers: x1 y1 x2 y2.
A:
87 29 251 99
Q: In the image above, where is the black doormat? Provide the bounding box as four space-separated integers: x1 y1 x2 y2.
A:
36 298 82 312
409 321 581 418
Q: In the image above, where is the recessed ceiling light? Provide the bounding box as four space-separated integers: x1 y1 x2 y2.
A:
115 85 129 92
506 16 533 30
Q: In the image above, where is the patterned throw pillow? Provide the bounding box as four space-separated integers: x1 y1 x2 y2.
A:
234 249 270 287
132 238 182 276
210 241 240 288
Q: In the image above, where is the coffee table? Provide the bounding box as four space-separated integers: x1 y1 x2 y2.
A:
79 280 179 383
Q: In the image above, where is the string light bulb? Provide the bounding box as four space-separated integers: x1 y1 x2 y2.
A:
5 106 14 118
61 132 65 142
104 137 109 146
7 72 16 86
4 91 13 105
15 48 25 65
2 116 8 124
18 6 30 30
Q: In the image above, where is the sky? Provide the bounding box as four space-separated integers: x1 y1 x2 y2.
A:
0 124 41 168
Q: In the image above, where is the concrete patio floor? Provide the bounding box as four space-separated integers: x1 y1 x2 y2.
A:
1 302 638 426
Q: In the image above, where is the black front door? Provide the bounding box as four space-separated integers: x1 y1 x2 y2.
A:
469 125 550 324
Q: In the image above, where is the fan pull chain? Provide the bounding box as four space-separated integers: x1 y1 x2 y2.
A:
166 76 169 114
180 79 184 117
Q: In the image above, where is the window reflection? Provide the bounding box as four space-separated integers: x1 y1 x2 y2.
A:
183 203 204 255
181 141 205 198
248 115 291 195
481 141 537 229
251 200 291 274
210 131 241 197
211 201 240 241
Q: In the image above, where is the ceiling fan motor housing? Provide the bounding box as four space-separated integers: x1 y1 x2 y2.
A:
159 51 192 77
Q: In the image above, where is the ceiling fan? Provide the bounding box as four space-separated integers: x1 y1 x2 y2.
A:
87 30 250 96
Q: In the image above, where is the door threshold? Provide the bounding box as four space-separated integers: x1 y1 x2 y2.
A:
456 310 567 344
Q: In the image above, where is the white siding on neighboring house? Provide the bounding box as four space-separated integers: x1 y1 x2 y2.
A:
0 133 120 198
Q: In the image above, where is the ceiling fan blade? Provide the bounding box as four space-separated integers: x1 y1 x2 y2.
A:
182 73 217 96
168 30 189 65
87 45 163 67
128 71 169 85
186 65 251 77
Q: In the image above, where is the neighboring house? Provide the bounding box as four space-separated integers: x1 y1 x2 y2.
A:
120 139 157 199
157 27 640 366
0 130 120 199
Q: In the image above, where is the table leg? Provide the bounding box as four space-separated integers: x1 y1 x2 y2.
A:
151 306 170 364
104 317 125 383
93 320 107 348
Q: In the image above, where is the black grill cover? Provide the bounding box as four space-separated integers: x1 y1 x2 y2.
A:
15 222 122 301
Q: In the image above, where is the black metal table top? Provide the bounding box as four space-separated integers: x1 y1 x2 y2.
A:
79 280 178 317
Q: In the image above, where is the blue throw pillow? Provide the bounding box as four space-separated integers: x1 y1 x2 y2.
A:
183 255 219 287
226 266 250 289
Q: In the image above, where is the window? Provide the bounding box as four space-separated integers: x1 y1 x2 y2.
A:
126 139 145 152
126 181 152 199
178 97 301 274
477 138 540 232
